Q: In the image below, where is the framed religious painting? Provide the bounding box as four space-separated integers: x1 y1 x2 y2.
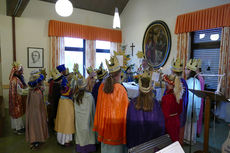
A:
142 20 171 69
27 47 44 68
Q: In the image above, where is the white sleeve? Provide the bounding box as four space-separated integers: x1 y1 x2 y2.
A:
17 85 28 95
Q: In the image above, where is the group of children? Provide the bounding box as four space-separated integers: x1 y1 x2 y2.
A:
8 56 204 152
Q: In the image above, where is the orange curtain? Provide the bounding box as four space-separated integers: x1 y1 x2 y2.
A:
176 33 191 78
219 27 230 98
48 20 122 43
175 3 230 34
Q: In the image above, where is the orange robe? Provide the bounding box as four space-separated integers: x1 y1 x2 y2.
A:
93 83 129 145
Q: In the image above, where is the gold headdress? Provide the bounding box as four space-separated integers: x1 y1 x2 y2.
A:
171 58 183 72
139 70 153 93
9 61 23 80
50 68 62 80
86 66 94 75
136 51 144 59
77 73 87 89
163 74 183 103
73 63 79 73
186 59 199 72
105 56 121 73
96 63 108 80
197 59 202 69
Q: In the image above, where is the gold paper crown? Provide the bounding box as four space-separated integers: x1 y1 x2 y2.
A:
171 58 183 72
96 63 108 79
139 70 153 93
106 56 121 73
186 59 199 71
136 51 144 59
40 68 47 80
86 66 94 74
77 73 87 89
73 63 79 73
12 61 22 71
50 68 62 80
197 59 202 69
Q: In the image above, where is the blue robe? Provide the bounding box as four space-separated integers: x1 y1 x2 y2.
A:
180 78 188 127
92 80 102 107
126 98 165 148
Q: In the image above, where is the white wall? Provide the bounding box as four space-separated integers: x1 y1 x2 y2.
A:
121 0 230 73
0 0 114 107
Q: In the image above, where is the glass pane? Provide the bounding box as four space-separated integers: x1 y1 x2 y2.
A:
193 28 222 43
96 40 110 49
64 51 84 75
193 48 220 90
95 53 111 69
64 37 83 48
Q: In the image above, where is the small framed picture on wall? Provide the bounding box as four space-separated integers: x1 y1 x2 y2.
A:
27 47 44 68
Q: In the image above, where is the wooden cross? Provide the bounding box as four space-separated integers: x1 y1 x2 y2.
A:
130 43 135 56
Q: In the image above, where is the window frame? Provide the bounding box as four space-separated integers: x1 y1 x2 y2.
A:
65 39 86 77
190 30 221 91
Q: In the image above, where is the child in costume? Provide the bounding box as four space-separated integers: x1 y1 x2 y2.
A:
171 58 188 144
26 72 48 149
161 74 183 142
86 66 96 92
74 73 96 153
55 76 75 146
93 56 129 153
126 71 165 148
9 62 28 135
92 63 107 106
184 59 201 144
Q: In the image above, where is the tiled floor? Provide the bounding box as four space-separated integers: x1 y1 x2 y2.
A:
0 109 227 153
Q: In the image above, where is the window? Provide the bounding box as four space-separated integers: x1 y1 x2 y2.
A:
64 37 85 76
95 40 111 69
191 28 222 90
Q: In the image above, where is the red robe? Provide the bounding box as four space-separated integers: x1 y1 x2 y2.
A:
161 89 183 142
9 76 26 118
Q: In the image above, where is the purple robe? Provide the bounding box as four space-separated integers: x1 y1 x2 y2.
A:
126 98 165 149
180 78 188 127
197 75 205 135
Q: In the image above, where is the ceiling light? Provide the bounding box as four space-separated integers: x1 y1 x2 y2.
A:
113 7 120 29
199 34 205 39
55 0 73 17
210 34 219 41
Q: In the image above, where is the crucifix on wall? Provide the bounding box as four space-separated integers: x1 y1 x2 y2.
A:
130 43 135 56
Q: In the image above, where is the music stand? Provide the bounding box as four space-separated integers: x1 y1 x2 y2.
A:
189 89 228 153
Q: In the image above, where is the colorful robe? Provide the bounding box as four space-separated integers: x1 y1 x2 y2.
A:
93 83 129 145
161 89 183 142
74 92 96 152
92 80 102 106
26 88 48 143
197 75 205 135
9 76 27 118
184 78 201 144
126 98 165 148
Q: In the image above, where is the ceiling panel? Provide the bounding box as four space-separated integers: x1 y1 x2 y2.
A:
40 0 129 15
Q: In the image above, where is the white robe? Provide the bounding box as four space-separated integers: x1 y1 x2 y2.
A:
74 92 96 146
184 78 201 144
